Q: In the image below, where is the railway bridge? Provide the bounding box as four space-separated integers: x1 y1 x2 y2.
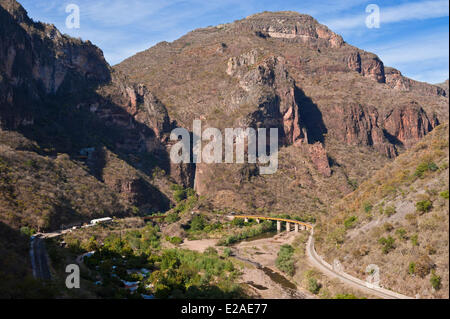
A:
229 215 313 233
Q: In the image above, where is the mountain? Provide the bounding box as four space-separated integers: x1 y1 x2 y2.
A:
117 11 448 215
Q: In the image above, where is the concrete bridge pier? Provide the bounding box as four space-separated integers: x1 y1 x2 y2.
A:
286 222 291 232
277 221 281 233
256 219 260 224
244 218 249 223
295 224 299 233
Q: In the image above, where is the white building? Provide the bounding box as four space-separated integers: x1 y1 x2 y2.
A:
90 217 113 225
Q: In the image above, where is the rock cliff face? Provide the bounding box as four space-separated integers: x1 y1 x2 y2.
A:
385 68 447 97
226 50 307 146
0 1 110 129
242 12 344 48
382 102 436 148
0 0 174 228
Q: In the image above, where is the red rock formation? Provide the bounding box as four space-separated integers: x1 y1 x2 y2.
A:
347 52 362 73
385 68 447 97
308 142 332 177
383 102 435 148
361 56 385 83
324 103 397 157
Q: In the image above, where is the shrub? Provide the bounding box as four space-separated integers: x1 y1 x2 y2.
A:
20 226 36 237
384 206 396 217
410 234 419 246
414 161 438 178
426 244 437 255
308 277 321 294
275 244 295 276
383 223 394 232
363 202 373 213
168 236 182 245
416 255 433 278
171 185 196 203
231 218 245 228
223 247 232 257
408 262 416 275
190 215 207 232
395 228 407 240
416 200 432 214
440 190 449 199
165 212 180 224
378 236 395 254
430 271 441 290
344 216 357 229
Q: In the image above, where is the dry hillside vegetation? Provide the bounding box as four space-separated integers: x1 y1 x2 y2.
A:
315 123 449 298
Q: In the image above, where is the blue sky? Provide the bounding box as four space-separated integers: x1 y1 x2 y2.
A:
19 0 449 84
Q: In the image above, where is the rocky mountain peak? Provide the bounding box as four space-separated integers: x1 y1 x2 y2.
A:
238 11 344 48
0 0 30 23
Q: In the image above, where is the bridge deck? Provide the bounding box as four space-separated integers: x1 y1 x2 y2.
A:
233 215 313 229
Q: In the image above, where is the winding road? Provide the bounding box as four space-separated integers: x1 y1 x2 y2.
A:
230 215 413 299
306 229 413 299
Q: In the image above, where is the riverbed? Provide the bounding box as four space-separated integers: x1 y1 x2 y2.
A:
180 232 313 299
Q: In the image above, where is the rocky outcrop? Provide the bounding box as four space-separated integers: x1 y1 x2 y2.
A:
308 143 332 177
227 50 308 146
346 51 385 83
385 68 447 97
382 102 436 148
242 11 344 48
347 52 362 73
326 103 397 157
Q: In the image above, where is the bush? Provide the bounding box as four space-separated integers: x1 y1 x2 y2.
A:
231 218 245 228
167 236 182 245
430 271 441 290
416 200 432 214
384 206 396 217
171 184 196 203
223 247 232 257
416 255 433 278
378 236 395 254
363 202 373 213
190 215 207 232
275 245 295 276
308 277 321 294
20 226 36 237
440 190 449 199
383 223 394 232
408 262 416 275
395 228 407 240
344 216 357 229
410 234 419 246
414 161 438 178
165 212 180 224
